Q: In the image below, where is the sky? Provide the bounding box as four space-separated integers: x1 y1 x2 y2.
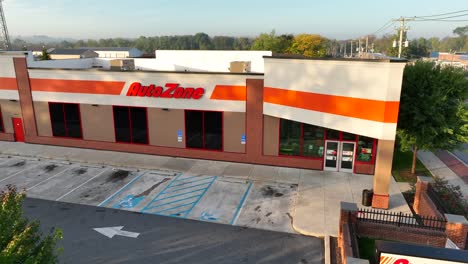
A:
3 0 468 40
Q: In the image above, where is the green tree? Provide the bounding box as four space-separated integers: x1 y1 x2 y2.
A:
288 34 327 57
40 47 50 60
0 185 63 263
397 61 468 174
251 30 292 53
193 33 213 50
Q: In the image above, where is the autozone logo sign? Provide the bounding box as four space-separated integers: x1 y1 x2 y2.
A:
126 82 205 99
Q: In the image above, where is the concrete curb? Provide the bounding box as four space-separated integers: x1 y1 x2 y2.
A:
0 150 181 174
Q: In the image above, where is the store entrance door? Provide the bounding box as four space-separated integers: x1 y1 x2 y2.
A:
324 140 339 171
339 142 356 173
324 141 356 172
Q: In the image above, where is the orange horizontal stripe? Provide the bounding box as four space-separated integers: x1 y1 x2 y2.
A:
210 85 246 101
0 77 18 90
30 79 126 95
264 87 399 123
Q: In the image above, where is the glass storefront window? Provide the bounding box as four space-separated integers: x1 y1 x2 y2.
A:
185 110 223 150
302 124 325 158
342 132 357 141
326 129 340 140
357 136 375 162
113 106 148 144
49 102 82 138
279 119 301 156
279 119 324 158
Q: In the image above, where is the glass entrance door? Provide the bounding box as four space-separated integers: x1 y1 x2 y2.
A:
339 142 356 173
324 141 339 171
324 141 356 172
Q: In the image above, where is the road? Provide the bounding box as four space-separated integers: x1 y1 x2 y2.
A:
22 198 324 264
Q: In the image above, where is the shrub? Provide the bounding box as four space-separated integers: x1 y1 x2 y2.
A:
431 176 468 218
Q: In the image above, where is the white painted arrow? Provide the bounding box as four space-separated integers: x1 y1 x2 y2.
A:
93 226 140 239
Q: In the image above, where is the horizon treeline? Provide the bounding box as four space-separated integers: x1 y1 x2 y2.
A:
11 27 468 58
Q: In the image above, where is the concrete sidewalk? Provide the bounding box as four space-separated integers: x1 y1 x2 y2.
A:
418 150 468 199
0 141 411 237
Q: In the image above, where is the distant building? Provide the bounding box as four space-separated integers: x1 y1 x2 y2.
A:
86 47 143 58
48 49 98 60
437 52 468 69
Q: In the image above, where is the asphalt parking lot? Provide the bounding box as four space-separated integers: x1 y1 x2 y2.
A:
0 155 297 233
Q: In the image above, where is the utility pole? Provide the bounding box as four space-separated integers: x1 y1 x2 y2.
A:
392 16 412 58
358 38 361 57
343 42 347 57
365 36 369 53
0 0 12 50
350 41 353 57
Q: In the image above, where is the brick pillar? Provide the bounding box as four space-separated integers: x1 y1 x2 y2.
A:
245 79 264 160
445 214 468 249
339 202 358 235
372 140 396 209
413 176 431 215
13 57 38 139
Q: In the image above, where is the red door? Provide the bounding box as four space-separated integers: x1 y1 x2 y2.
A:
12 118 25 142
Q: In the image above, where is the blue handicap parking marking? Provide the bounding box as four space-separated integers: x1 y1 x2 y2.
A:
200 211 218 221
141 174 217 218
112 194 145 209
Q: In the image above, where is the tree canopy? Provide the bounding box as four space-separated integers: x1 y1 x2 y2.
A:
0 186 63 264
397 60 468 173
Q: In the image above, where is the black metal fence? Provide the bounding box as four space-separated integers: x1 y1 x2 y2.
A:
357 208 446 232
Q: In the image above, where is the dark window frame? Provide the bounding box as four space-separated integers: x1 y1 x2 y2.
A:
112 105 149 145
278 119 325 160
48 102 83 139
355 136 378 164
184 110 223 151
278 118 378 166
0 105 4 133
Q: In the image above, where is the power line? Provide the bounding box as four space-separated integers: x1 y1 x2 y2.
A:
371 20 395 35
413 9 468 18
413 13 468 21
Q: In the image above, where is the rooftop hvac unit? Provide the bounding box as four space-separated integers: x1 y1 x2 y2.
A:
229 61 251 73
110 59 135 71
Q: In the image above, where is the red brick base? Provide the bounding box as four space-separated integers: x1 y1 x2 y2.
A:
372 193 389 209
0 133 15 141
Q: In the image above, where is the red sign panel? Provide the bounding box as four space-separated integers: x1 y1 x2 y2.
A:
126 82 205 99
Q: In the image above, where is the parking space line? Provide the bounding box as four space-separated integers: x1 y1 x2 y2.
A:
152 188 205 202
27 165 78 191
55 168 110 201
141 174 182 212
97 171 147 207
145 194 201 210
181 176 217 218
229 181 253 225
162 182 214 194
168 176 216 188
0 163 41 183
141 175 217 218
171 175 201 182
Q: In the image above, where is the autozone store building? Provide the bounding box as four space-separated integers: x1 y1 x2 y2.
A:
0 53 405 209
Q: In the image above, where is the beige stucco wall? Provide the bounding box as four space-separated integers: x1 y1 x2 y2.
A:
223 112 245 153
34 101 52 137
263 115 279 156
0 100 22 133
148 108 185 148
81 104 115 142
373 139 395 195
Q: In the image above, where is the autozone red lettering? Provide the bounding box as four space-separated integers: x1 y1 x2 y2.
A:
126 82 205 99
